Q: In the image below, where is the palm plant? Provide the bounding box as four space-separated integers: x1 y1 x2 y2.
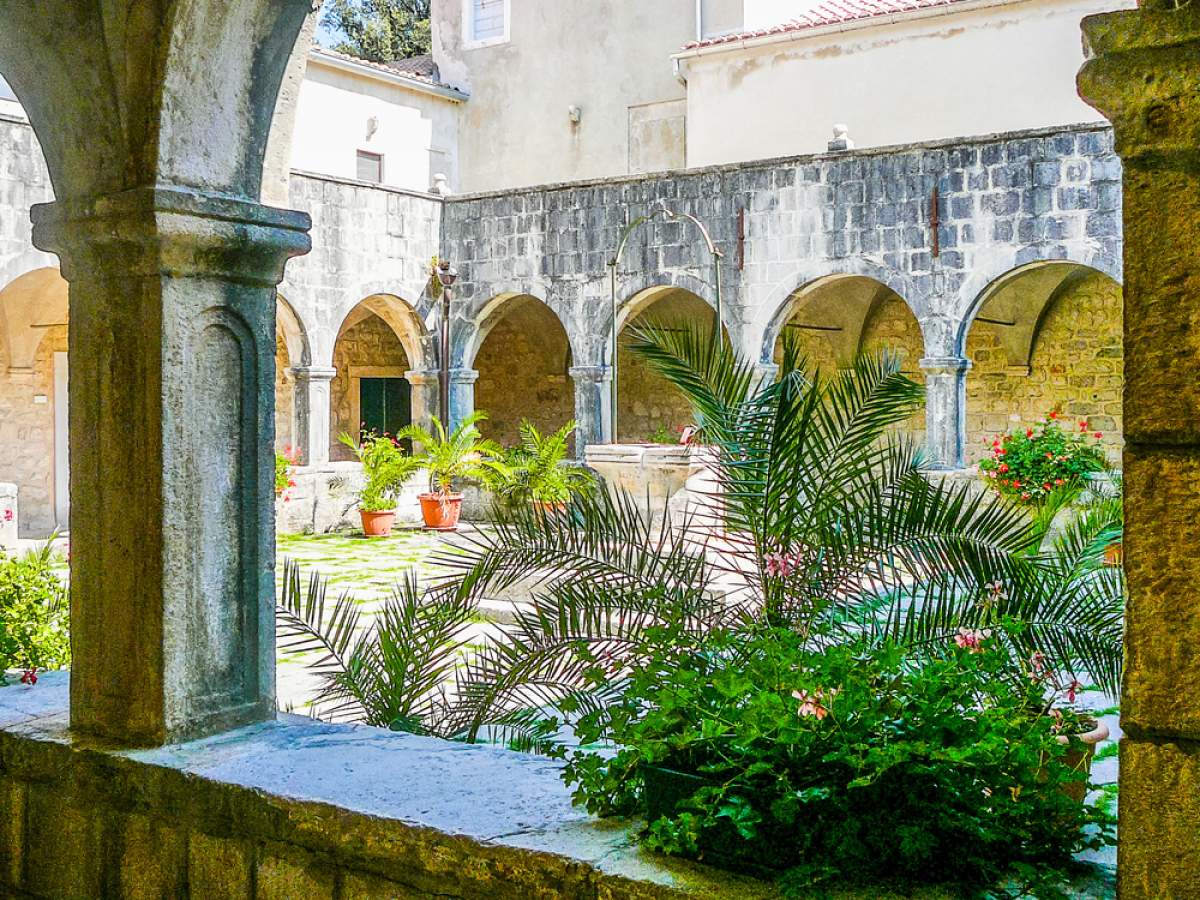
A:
498 420 594 505
433 324 1124 744
276 559 477 734
397 411 508 496
337 431 420 512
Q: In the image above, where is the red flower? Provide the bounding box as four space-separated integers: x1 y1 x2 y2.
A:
19 669 37 686
998 463 1009 473
1049 411 1058 419
1043 483 1052 490
1025 428 1034 438
1094 432 1103 439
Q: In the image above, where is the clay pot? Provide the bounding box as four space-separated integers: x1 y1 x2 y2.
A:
1055 717 1111 804
360 509 396 537
531 500 567 520
419 492 463 531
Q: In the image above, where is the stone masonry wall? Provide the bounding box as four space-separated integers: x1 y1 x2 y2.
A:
330 313 411 461
0 325 62 537
474 299 574 446
965 271 1122 463
275 330 295 453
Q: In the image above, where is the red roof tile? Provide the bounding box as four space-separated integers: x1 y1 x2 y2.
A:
684 0 972 49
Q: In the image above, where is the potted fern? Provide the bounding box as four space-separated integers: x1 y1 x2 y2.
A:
397 412 507 531
337 431 420 536
500 420 593 514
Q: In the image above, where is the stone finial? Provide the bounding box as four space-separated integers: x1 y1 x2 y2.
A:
828 123 854 152
430 173 452 196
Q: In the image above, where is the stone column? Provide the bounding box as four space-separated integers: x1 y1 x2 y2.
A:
569 365 612 455
754 362 780 390
406 369 440 433
448 367 479 429
1079 8 1200 895
919 356 970 470
290 366 336 467
33 190 310 747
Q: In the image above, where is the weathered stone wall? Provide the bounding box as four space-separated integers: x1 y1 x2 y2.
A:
474 299 574 446
330 313 411 461
276 330 295 453
616 290 714 443
0 325 61 536
964 271 1122 462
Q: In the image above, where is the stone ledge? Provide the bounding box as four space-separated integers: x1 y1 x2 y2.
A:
0 673 787 899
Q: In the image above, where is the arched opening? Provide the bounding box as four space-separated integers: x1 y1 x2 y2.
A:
275 294 309 455
768 275 926 444
0 268 69 537
329 295 427 461
472 294 573 446
615 287 720 443
963 263 1122 465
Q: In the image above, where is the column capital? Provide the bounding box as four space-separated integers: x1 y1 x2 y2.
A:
919 356 972 376
289 365 336 383
405 369 441 386
449 367 479 385
568 364 612 384
30 186 311 286
1078 5 1200 164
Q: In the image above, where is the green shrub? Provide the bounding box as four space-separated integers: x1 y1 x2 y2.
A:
565 625 1112 894
978 414 1108 504
338 431 420 512
0 544 70 680
497 420 593 504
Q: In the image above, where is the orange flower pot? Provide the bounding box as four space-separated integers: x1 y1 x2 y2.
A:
532 500 568 520
360 509 396 537
419 492 463 531
1104 541 1123 568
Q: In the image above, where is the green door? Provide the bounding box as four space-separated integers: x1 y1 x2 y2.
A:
359 377 412 446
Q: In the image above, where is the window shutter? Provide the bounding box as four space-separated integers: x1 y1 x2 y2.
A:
472 0 506 41
356 150 383 184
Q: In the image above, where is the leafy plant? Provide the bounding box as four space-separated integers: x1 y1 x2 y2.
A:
397 412 508 496
0 542 70 680
275 446 300 500
338 431 420 512
978 414 1109 505
564 625 1112 893
276 559 475 734
498 420 593 504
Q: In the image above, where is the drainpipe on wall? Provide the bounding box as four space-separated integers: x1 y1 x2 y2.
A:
695 0 703 42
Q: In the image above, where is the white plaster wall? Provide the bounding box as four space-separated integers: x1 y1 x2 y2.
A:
432 0 696 193
290 56 461 193
680 0 1135 168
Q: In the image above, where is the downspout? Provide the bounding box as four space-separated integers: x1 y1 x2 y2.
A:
695 0 703 42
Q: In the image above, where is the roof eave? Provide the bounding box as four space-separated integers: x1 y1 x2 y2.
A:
308 48 470 103
673 0 1030 61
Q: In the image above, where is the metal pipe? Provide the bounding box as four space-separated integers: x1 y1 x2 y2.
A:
439 287 451 426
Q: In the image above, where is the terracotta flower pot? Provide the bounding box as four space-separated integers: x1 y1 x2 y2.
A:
419 492 463 531
531 500 567 519
1055 717 1110 805
360 509 396 537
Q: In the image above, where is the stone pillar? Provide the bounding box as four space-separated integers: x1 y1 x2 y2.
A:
406 370 440 433
1079 8 1200 895
448 367 478 429
291 366 336 467
32 189 309 746
754 362 780 389
569 365 612 454
919 356 970 470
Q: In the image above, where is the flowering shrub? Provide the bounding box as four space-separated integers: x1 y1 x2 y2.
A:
339 431 420 512
0 545 69 684
564 626 1111 894
978 413 1108 503
275 446 300 501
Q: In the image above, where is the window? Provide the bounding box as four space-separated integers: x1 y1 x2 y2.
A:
465 0 509 46
356 150 384 184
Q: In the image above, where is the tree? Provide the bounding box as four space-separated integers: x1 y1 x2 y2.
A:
322 0 431 63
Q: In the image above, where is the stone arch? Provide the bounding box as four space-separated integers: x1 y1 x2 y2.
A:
457 290 580 369
469 293 575 446
962 261 1123 464
952 247 1122 355
274 293 312 454
753 259 920 363
613 286 723 443
0 266 69 537
329 294 429 461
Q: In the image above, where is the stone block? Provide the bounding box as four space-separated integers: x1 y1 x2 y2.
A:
0 778 24 889
118 813 186 900
188 832 253 899
1118 738 1200 898
341 871 429 899
23 784 106 900
256 846 336 900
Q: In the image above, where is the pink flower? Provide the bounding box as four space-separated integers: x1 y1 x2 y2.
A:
954 628 991 653
793 688 837 720
764 551 800 578
1029 651 1047 679
1065 679 1083 703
